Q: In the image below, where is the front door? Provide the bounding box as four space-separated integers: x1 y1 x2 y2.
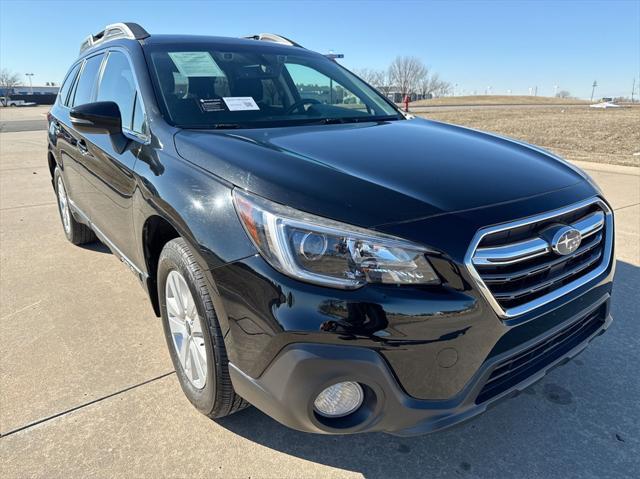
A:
79 50 148 265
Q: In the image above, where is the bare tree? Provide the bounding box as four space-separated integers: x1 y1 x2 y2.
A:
388 56 428 96
355 68 391 96
418 72 452 99
0 69 21 99
555 90 571 98
355 68 380 85
377 69 394 97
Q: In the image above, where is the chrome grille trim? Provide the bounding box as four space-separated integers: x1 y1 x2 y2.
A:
473 237 549 266
464 197 614 318
473 210 605 266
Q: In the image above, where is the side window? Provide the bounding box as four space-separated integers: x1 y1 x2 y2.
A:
97 51 136 130
72 54 104 106
58 63 81 106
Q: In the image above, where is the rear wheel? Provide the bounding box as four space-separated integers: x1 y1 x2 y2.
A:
54 168 96 245
158 238 247 418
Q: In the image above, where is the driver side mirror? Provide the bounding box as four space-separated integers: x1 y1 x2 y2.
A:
70 101 128 154
70 101 122 134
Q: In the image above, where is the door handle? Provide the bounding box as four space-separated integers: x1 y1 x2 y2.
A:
77 139 89 155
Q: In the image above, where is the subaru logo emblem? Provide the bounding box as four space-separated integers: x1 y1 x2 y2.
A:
551 227 582 256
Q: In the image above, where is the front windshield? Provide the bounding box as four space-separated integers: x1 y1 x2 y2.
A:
146 42 401 128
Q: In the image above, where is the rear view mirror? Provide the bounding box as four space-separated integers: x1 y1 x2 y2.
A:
236 64 282 80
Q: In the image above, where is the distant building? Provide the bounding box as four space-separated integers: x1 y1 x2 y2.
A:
0 84 59 105
384 88 432 103
10 84 60 95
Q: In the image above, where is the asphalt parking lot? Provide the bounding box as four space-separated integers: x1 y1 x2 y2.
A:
1 107 639 478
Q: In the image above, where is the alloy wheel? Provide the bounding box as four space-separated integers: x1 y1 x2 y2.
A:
57 176 71 235
165 270 208 389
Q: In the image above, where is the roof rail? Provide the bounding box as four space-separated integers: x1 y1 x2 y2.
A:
243 33 303 48
79 22 150 54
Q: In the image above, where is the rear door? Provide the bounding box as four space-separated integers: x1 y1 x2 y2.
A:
49 61 81 194
80 49 149 263
62 53 105 216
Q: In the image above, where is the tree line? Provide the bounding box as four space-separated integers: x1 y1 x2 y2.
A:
356 56 451 99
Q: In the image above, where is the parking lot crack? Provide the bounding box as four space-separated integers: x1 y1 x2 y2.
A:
613 202 639 212
0 202 56 211
0 371 175 438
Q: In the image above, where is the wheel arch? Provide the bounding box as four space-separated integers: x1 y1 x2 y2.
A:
139 211 236 347
141 214 181 316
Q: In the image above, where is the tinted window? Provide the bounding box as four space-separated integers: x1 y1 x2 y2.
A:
72 54 104 106
58 63 80 106
97 51 136 130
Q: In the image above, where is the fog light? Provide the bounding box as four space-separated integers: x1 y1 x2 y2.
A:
313 381 364 418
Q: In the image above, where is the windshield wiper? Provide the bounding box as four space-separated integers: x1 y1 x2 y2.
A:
321 118 348 124
210 123 242 129
313 115 401 125
179 123 243 130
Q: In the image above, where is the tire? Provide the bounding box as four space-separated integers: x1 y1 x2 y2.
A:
54 168 96 245
158 238 247 418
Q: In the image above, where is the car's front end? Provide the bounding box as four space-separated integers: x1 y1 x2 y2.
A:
209 184 614 436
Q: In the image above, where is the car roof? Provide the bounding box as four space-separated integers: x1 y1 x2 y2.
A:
142 34 317 54
79 33 319 62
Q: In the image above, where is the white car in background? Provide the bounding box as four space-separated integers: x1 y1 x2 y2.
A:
0 97 37 107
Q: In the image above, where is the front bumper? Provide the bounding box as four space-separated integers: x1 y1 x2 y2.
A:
229 295 612 435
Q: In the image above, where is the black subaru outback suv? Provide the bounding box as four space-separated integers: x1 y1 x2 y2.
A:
48 23 615 435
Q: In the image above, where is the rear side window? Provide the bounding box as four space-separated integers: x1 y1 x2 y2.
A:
97 51 136 130
58 63 81 106
72 54 104 106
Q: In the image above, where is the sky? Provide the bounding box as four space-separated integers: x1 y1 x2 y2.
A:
1 0 638 99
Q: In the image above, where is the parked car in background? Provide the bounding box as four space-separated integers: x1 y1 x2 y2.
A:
0 97 37 107
47 23 615 436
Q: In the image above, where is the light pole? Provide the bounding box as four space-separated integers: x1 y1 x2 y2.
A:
590 80 598 102
25 73 34 94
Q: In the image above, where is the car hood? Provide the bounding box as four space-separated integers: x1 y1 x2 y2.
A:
174 118 586 227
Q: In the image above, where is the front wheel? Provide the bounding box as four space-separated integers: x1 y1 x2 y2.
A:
158 238 247 418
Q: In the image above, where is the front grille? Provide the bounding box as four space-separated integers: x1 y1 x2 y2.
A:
475 303 606 404
469 199 612 317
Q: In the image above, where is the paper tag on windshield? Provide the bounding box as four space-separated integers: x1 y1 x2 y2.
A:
223 97 260 111
168 52 224 77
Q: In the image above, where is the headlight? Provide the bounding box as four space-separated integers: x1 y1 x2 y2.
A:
233 189 440 289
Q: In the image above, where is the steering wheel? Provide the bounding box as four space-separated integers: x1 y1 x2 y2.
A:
286 98 321 114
